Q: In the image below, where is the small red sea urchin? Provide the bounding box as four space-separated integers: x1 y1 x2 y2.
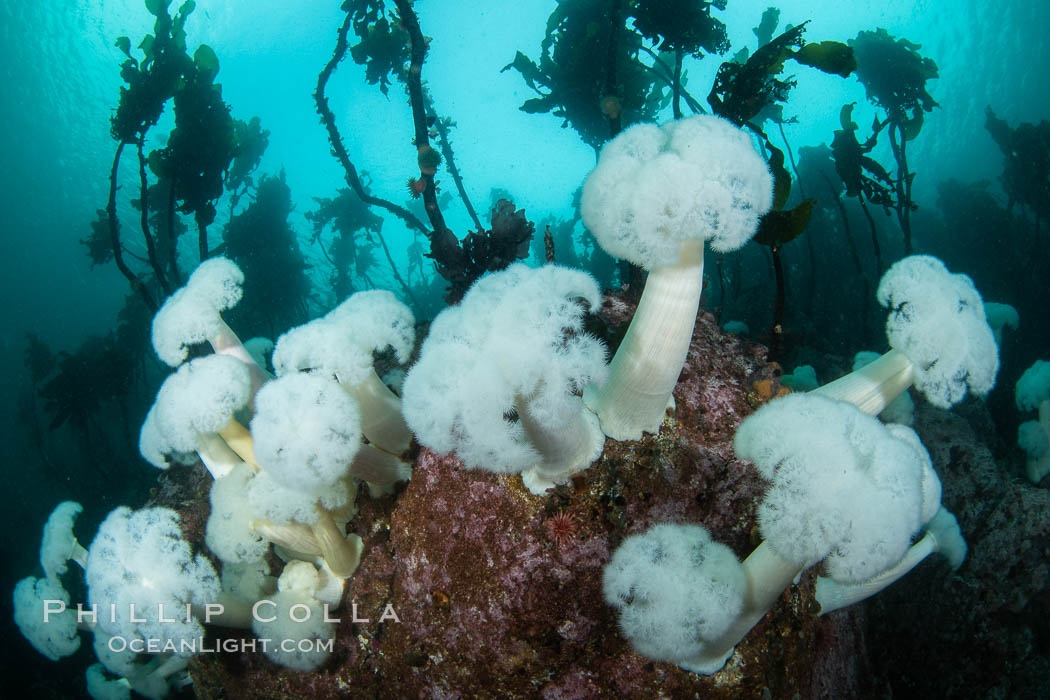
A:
544 509 578 548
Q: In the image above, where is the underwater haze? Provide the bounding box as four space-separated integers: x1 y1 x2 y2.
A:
2 0 1049 697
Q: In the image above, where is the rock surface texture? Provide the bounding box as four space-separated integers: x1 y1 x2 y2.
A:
181 297 886 698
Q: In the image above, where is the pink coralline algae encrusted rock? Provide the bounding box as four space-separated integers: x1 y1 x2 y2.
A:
191 299 870 699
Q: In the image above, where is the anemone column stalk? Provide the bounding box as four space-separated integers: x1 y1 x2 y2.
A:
585 239 704 440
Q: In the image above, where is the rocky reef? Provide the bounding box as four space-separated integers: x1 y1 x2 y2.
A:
865 402 1050 698
152 292 1046 699
168 297 875 698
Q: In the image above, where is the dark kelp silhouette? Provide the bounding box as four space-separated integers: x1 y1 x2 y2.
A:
830 102 898 275
316 0 539 305
501 0 667 150
986 106 1050 233
307 185 386 301
222 172 311 339
99 0 269 310
708 20 853 358
849 28 939 255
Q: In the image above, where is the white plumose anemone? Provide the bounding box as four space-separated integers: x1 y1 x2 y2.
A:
580 115 773 440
